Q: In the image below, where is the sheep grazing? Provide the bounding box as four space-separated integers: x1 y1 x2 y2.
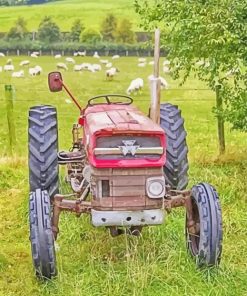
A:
138 58 146 63
92 64 102 71
73 64 83 72
4 65 14 71
112 55 120 60
20 60 30 66
57 63 68 71
0 52 5 57
55 54 62 59
106 67 119 80
65 57 75 64
138 62 146 67
163 66 170 73
32 51 40 56
29 65 42 76
148 74 169 90
93 51 100 58
126 78 144 95
31 53 38 58
100 59 108 64
12 70 24 78
74 51 86 57
105 62 112 68
163 60 170 66
149 61 154 65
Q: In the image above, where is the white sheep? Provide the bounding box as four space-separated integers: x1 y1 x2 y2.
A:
81 63 91 70
74 64 83 71
0 52 5 57
20 60 30 66
149 61 154 65
65 57 75 64
105 62 112 68
138 58 146 63
55 54 62 59
30 53 38 58
163 66 170 73
148 74 169 90
163 60 170 66
57 63 68 71
126 78 144 95
29 66 42 76
138 62 146 67
4 65 14 71
32 51 40 56
12 70 24 78
106 67 119 80
92 64 102 71
93 51 100 58
112 55 120 59
100 59 108 64
78 51 86 56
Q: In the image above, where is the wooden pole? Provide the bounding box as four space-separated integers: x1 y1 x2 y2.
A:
216 85 225 154
149 28 161 124
5 85 16 155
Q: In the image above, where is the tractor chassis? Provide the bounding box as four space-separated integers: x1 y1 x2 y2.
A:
51 188 195 239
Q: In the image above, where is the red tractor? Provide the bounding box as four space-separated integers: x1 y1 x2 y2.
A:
28 39 222 279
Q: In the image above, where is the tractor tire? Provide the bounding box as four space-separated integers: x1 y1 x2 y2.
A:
29 189 57 279
160 103 189 190
186 183 223 267
28 105 59 198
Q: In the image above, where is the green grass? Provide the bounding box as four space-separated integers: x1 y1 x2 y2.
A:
0 56 246 296
0 0 139 32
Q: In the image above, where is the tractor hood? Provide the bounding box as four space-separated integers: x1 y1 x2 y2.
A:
83 104 166 168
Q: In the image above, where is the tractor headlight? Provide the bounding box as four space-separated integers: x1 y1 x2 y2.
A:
146 177 165 198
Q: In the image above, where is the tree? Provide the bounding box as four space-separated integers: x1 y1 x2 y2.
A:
69 19 84 42
37 16 60 43
81 28 102 44
7 17 28 40
115 19 135 44
135 0 247 154
100 14 117 41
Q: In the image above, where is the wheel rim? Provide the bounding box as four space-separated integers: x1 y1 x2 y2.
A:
187 198 200 256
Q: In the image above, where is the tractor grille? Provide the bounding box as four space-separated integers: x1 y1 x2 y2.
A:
94 136 163 160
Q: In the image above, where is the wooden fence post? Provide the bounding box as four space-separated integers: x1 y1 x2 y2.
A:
5 85 16 155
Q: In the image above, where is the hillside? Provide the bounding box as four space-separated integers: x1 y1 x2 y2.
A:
0 0 139 32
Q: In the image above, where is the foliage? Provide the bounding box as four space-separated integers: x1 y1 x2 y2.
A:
37 16 61 43
115 19 136 44
135 0 247 132
6 16 28 40
100 13 117 42
81 28 102 44
69 19 84 42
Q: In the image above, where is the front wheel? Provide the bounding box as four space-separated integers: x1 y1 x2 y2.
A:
29 189 57 279
186 183 223 267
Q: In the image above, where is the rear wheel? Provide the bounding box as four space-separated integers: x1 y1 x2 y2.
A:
28 105 59 198
160 103 189 190
29 189 57 279
186 183 223 267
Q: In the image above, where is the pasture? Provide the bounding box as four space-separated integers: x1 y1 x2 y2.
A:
0 55 246 296
0 0 138 32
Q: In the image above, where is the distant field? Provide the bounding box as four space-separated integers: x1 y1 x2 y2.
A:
0 0 139 32
0 56 246 296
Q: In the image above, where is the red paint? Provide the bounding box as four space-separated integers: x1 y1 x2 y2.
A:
82 104 166 168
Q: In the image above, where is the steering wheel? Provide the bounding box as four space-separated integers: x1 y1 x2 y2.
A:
87 94 133 106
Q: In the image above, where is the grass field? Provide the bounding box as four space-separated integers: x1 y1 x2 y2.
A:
0 56 246 296
0 0 138 32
